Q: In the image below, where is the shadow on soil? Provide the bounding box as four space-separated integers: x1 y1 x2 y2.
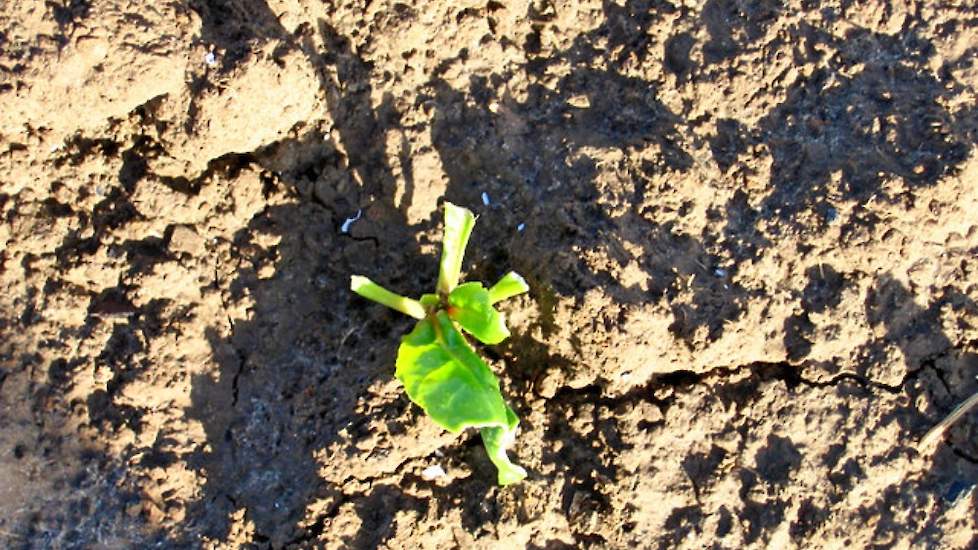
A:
182 5 439 546
176 0 978 546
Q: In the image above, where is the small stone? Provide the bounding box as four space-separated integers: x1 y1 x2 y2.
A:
145 502 166 525
169 225 203 255
421 464 446 480
653 385 674 401
567 95 590 108
536 370 562 398
257 264 276 279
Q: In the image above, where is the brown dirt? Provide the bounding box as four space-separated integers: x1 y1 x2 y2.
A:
2 0 978 548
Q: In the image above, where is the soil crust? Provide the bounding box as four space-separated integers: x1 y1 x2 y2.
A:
1 0 978 548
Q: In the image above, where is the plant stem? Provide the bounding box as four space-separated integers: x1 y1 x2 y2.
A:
918 390 978 452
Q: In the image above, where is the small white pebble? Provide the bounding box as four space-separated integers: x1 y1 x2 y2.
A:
714 268 727 277
340 209 362 233
517 223 525 232
421 465 446 480
481 192 490 206
204 52 217 66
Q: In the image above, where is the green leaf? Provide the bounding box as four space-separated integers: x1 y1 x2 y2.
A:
350 275 426 319
419 293 439 309
448 282 509 345
480 405 527 485
488 271 529 304
437 202 476 295
396 312 507 431
396 312 525 485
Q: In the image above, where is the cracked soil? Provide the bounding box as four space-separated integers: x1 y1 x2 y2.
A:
2 0 978 548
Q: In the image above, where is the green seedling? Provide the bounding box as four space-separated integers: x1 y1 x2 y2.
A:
350 202 529 485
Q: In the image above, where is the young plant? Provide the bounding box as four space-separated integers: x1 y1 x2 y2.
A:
350 202 529 485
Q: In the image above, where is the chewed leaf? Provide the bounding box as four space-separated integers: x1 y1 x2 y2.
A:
480 405 527 485
437 202 476 295
448 282 509 345
488 271 529 304
395 312 525 484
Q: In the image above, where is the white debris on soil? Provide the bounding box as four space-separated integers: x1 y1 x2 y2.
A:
517 223 525 232
340 209 362 233
481 191 490 206
714 268 727 278
204 51 217 66
421 465 446 481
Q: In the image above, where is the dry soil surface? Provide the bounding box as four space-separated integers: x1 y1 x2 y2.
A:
2 0 978 548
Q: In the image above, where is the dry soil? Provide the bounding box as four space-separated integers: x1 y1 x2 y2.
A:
1 0 978 548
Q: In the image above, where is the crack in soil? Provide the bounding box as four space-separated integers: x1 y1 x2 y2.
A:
548 357 911 415
281 456 421 547
950 445 978 465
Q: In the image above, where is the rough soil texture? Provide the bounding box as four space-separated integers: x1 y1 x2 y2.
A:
2 0 978 548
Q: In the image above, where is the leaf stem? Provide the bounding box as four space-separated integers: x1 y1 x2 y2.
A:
350 276 426 319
